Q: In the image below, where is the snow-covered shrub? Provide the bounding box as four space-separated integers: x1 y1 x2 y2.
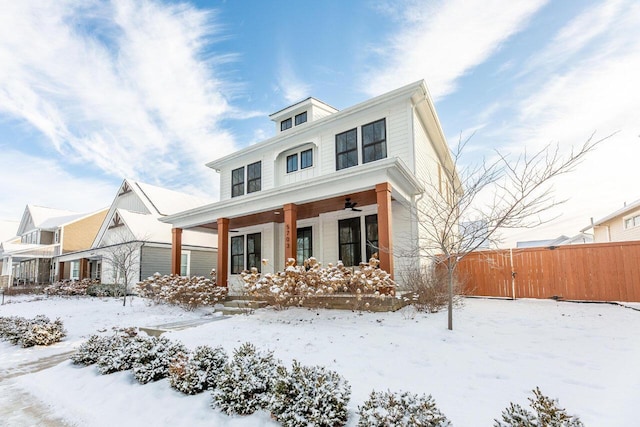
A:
269 360 351 427
399 265 463 313
242 257 395 308
87 283 125 297
71 334 111 365
44 278 101 296
169 345 229 394
211 342 282 415
130 336 187 384
95 327 140 374
0 315 66 347
357 390 451 427
136 273 227 310
494 387 584 427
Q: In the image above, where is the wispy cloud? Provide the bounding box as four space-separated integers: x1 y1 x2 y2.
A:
362 0 547 100
0 0 238 196
276 55 311 104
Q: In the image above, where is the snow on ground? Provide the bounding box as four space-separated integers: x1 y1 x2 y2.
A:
1 296 639 426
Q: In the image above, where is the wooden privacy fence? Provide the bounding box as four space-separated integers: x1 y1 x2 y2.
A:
456 241 640 302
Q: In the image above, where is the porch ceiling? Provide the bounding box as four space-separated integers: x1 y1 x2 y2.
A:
199 189 378 231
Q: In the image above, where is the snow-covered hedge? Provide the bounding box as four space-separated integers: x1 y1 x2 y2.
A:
95 328 141 374
131 336 187 384
71 334 111 365
242 257 395 307
211 342 282 415
168 345 229 395
357 390 451 427
495 387 584 427
269 360 351 427
136 273 227 310
0 315 66 347
44 278 101 296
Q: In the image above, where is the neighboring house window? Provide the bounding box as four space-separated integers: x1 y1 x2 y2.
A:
362 118 386 163
54 230 59 243
365 214 379 261
300 149 313 169
247 161 261 193
95 262 102 280
295 111 307 126
180 251 190 276
296 227 313 266
281 118 292 131
287 154 298 173
624 214 640 229
246 233 262 273
232 167 245 197
336 128 358 170
231 236 244 274
71 261 80 280
338 217 361 267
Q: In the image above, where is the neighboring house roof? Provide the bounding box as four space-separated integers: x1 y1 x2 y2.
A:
17 205 83 234
135 181 212 216
117 209 214 247
516 233 593 248
581 198 640 231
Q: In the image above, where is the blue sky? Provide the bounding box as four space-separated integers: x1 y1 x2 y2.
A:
1 0 639 246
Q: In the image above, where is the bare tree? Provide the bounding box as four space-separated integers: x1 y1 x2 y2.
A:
100 229 145 306
411 132 612 330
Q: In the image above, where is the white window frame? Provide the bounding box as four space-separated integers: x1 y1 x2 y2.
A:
623 213 640 230
71 261 80 280
180 251 191 276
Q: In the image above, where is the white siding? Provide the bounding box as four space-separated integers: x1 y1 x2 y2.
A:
116 191 150 214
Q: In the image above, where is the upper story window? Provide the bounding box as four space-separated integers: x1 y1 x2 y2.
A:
295 111 307 126
281 118 292 131
287 154 298 173
624 214 640 229
335 128 358 170
362 118 387 163
300 149 313 169
247 161 262 193
232 167 245 197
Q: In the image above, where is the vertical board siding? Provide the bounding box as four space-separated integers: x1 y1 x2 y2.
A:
458 242 640 302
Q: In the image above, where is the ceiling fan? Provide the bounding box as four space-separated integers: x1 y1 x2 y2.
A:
344 198 362 212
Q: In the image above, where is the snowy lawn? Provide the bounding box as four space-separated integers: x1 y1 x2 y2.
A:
1 295 639 426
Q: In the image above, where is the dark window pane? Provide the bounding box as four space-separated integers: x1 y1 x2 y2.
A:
296 227 313 265
295 111 307 125
365 214 379 261
335 128 358 171
231 167 244 197
247 233 261 272
231 236 244 274
338 217 361 267
247 161 261 193
281 118 292 131
362 119 386 164
300 149 313 169
287 154 298 173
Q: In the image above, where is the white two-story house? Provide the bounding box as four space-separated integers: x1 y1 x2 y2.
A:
162 80 456 293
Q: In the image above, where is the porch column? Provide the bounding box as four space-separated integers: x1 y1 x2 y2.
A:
79 258 88 279
171 228 183 275
58 261 64 281
217 218 229 287
376 182 394 278
283 203 298 265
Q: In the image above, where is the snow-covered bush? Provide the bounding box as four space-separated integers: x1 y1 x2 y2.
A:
131 335 187 384
494 387 584 427
211 342 282 415
169 345 229 394
0 315 66 347
399 266 464 313
357 390 451 427
44 278 101 296
95 328 140 374
269 360 351 427
136 273 227 310
71 334 112 365
242 257 395 308
87 283 125 297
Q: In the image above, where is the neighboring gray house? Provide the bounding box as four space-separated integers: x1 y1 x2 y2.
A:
55 179 217 287
516 233 593 248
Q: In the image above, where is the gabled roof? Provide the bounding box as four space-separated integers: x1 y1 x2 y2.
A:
17 205 83 235
581 198 640 231
115 209 214 247
93 179 214 248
